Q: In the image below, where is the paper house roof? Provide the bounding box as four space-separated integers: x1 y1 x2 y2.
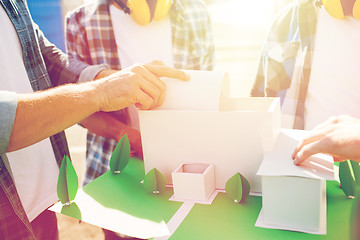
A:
257 128 335 180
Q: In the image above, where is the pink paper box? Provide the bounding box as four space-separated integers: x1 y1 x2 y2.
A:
172 163 215 201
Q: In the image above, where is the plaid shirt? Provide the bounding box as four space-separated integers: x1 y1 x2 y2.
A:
65 0 215 185
0 0 88 238
251 0 319 130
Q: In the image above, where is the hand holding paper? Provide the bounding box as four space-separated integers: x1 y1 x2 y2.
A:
96 62 189 111
292 115 360 165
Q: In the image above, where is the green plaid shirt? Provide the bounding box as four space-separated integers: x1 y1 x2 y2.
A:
65 0 215 186
251 0 319 129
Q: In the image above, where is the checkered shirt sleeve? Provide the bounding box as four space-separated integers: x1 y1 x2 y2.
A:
251 0 318 129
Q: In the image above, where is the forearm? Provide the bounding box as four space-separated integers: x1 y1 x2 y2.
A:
8 82 99 152
7 63 188 152
81 111 142 156
80 111 129 140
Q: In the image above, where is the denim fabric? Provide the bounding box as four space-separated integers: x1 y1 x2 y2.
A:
0 0 90 238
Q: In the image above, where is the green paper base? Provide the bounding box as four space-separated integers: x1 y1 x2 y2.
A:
52 158 354 239
83 159 181 223
170 181 353 240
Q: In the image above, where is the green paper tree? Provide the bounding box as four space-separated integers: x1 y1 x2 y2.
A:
339 160 360 198
143 168 166 194
110 134 131 174
225 172 250 203
61 202 82 220
57 155 78 205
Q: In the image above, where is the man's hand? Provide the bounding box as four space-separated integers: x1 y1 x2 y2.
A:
7 62 188 152
292 115 360 165
94 63 189 112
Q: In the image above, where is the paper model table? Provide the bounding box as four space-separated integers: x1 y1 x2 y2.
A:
50 157 354 240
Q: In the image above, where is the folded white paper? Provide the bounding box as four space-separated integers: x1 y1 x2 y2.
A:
158 70 230 111
257 128 334 180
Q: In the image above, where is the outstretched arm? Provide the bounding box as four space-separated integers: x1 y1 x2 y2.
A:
7 63 188 152
292 115 360 165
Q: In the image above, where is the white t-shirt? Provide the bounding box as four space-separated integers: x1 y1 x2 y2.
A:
0 6 59 222
110 5 174 128
304 7 360 130
109 5 173 68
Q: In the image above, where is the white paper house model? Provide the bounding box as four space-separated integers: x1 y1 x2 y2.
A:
138 70 281 193
256 129 334 234
172 163 215 201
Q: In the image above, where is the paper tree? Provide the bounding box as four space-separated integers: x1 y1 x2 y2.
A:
61 201 81 220
339 160 360 198
56 155 81 219
110 134 130 174
57 155 78 205
225 173 250 203
143 168 166 194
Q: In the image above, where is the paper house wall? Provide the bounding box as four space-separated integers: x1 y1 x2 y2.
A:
256 129 334 233
261 176 326 232
138 70 281 193
172 164 215 201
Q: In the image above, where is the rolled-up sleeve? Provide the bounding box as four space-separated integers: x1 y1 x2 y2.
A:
0 91 17 154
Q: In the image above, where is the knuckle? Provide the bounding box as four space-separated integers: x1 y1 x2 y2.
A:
338 114 349 121
131 74 142 83
329 116 341 124
329 116 337 123
321 135 333 147
132 65 144 73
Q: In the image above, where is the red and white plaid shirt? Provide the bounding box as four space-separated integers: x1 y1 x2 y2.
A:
65 0 215 185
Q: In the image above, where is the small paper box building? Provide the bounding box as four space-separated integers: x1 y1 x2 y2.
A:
256 129 334 234
172 163 215 201
138 70 281 193
261 176 326 232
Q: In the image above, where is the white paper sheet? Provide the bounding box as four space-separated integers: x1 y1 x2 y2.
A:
49 190 170 239
158 70 230 111
257 129 334 180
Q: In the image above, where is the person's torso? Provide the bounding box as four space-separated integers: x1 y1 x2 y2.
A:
0 3 59 222
304 7 360 129
109 4 173 68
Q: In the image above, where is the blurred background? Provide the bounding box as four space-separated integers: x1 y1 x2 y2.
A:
27 0 293 239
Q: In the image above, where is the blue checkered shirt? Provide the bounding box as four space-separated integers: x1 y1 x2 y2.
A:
0 0 89 238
